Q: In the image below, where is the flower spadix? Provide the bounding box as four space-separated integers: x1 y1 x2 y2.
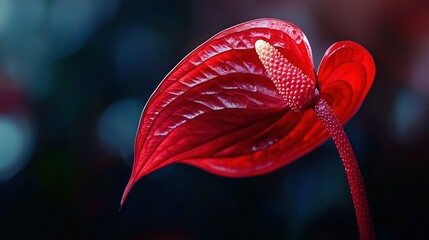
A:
254 39 319 112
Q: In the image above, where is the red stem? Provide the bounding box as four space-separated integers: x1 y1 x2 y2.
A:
313 98 375 240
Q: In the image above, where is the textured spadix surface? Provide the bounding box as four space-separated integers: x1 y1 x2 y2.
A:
122 18 375 203
254 39 317 112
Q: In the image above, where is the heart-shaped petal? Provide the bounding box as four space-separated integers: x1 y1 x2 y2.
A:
121 19 375 204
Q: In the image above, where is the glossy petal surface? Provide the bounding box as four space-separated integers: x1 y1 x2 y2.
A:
122 19 375 203
318 41 375 123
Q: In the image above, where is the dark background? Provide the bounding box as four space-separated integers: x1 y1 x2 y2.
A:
1 0 428 239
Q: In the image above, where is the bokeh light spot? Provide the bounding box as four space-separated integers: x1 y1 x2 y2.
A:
0 116 34 181
48 0 119 58
114 26 167 80
393 90 424 141
0 0 12 34
97 98 144 165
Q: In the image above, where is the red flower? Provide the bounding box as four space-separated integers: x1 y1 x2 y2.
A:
121 18 375 239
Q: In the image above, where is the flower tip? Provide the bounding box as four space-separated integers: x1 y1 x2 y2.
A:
254 39 271 58
254 39 266 50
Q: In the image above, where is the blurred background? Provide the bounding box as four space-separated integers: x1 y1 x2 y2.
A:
0 0 428 239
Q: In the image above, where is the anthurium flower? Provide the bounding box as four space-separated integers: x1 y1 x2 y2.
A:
121 18 375 240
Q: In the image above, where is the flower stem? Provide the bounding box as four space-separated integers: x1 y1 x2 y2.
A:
313 98 375 240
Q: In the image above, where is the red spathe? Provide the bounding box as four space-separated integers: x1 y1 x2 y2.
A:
122 18 375 205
